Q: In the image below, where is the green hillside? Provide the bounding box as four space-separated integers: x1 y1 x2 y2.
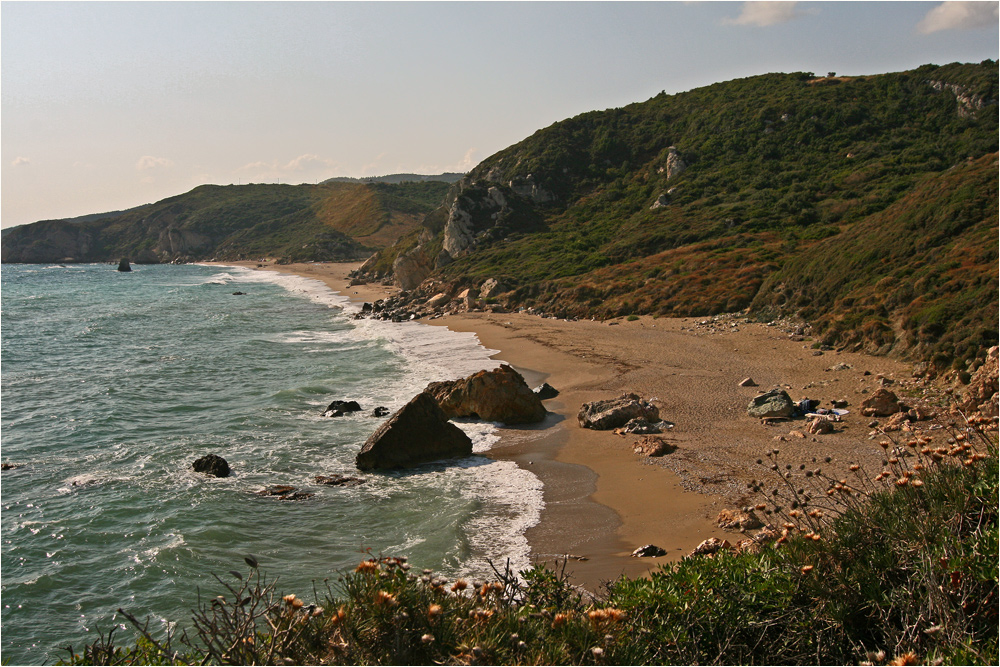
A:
358 62 998 366
1 180 450 264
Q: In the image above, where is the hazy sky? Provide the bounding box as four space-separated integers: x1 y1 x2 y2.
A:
2 1 997 228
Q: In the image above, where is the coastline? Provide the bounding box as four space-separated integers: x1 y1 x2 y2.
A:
214 260 915 590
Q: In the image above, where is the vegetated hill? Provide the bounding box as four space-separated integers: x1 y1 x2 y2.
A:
1 180 451 265
355 61 998 366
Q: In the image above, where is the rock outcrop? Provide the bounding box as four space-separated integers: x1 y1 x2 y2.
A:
356 392 473 470
117 258 131 272
959 346 999 416
746 389 794 419
631 544 667 558
392 240 435 290
193 454 230 478
578 393 659 430
425 365 546 425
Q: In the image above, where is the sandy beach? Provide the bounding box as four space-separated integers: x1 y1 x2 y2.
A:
218 260 915 590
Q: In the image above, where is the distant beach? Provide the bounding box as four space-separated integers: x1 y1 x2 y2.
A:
228 260 915 589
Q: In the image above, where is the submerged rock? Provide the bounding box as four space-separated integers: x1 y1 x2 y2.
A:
578 393 659 430
426 365 546 425
746 389 794 419
356 392 473 470
314 474 365 487
117 258 131 272
193 454 230 478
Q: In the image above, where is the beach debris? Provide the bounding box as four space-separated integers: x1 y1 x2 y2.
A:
426 364 546 425
578 392 659 430
631 544 667 558
372 406 390 418
828 362 852 371
534 382 560 400
860 388 903 416
746 389 794 419
717 509 762 532
314 474 365 487
633 436 674 457
738 377 758 387
356 392 473 470
689 537 731 557
614 418 672 435
117 258 131 272
192 454 230 478
324 399 363 417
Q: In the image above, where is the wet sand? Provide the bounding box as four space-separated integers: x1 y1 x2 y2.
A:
216 260 915 590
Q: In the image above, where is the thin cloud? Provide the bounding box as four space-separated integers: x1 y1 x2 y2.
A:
723 1 804 27
917 1 999 34
136 155 174 170
12 156 30 167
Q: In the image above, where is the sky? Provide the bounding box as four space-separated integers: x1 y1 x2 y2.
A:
2 1 997 229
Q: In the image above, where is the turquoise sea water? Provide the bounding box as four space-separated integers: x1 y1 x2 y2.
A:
0 263 542 664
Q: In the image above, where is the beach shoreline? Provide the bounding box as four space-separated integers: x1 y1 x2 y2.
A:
213 260 916 589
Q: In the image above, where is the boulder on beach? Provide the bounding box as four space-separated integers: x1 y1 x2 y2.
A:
746 389 794 419
738 377 757 387
356 392 473 470
860 388 902 417
425 364 546 425
193 454 230 478
633 436 673 457
614 417 671 435
578 393 659 430
716 509 762 531
690 537 731 557
631 544 667 558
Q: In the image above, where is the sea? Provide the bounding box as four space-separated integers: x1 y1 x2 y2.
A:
0 262 543 664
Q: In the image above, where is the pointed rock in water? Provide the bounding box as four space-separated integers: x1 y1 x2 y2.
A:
356 392 472 470
117 258 131 272
534 383 560 400
426 364 546 425
193 454 230 478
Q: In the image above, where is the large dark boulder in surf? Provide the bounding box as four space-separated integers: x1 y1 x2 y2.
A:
193 454 230 478
117 258 132 272
425 364 546 425
324 400 363 417
356 392 472 470
578 393 659 430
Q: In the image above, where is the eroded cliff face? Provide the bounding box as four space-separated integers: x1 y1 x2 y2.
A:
439 182 543 263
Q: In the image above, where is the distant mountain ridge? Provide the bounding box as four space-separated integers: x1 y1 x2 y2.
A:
1 180 450 264
323 173 465 185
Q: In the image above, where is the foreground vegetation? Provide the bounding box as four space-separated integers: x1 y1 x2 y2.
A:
62 418 997 665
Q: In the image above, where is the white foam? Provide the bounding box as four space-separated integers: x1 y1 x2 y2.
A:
206 264 543 577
